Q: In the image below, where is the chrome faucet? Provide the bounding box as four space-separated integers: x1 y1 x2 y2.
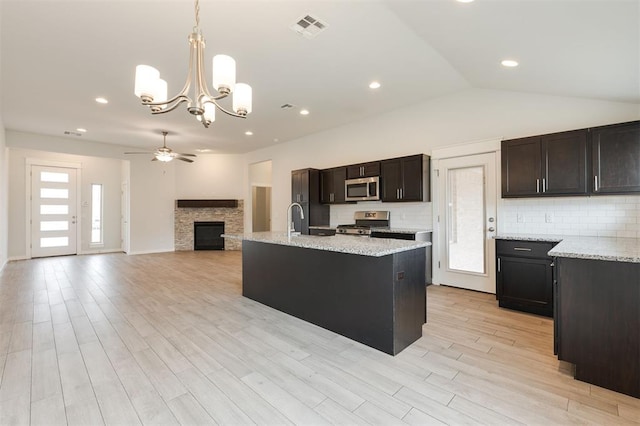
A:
287 202 304 238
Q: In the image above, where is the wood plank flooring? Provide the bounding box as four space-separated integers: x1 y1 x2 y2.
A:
0 251 638 425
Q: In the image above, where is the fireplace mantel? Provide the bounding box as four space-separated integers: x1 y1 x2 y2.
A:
176 199 238 208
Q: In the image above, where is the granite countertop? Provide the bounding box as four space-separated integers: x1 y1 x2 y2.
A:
494 233 564 243
496 234 640 263
222 232 431 257
308 226 432 235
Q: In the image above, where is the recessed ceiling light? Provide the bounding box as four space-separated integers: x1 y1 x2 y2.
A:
457 0 475 3
245 131 253 136
300 109 310 116
369 81 381 89
95 97 108 104
195 148 212 153
76 128 87 133
274 138 279 142
501 59 519 67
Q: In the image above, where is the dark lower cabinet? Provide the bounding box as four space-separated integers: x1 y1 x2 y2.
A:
371 231 432 284
496 240 555 317
556 257 639 398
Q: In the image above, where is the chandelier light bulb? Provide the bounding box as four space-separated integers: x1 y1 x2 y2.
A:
203 101 216 124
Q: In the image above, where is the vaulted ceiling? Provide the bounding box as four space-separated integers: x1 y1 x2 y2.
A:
2 0 638 154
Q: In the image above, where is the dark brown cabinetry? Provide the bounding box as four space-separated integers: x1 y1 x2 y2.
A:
381 154 430 202
371 231 432 285
502 129 587 197
347 161 380 179
496 239 555 317
320 167 349 204
291 168 329 235
556 257 639 398
591 121 640 194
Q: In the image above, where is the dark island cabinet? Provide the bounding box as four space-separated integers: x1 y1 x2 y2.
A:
556 257 639 398
502 129 587 197
591 121 640 194
381 154 430 202
346 161 381 179
291 168 329 235
496 239 555 317
320 167 349 204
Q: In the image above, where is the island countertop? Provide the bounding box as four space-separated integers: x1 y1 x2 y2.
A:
495 234 640 263
223 232 431 257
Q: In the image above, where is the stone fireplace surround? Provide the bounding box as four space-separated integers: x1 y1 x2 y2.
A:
174 200 243 251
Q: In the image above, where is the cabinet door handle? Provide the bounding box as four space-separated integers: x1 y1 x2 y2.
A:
497 257 501 272
396 189 400 199
536 179 540 193
400 188 403 199
543 178 546 193
514 247 532 251
594 175 599 192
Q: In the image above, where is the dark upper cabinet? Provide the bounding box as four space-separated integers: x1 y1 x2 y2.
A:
501 136 542 197
346 161 381 179
542 130 587 195
591 121 640 194
320 167 349 204
381 154 430 202
502 129 587 197
291 168 329 234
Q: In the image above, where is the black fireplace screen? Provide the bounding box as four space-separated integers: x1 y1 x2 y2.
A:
194 221 225 250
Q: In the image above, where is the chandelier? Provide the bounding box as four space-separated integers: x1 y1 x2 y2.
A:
134 0 252 128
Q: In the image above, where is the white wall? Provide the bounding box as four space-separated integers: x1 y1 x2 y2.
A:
7 147 125 258
175 154 245 199
0 2 7 269
245 88 639 232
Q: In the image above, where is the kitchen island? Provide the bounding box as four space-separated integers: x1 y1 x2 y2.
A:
549 236 640 398
223 232 430 355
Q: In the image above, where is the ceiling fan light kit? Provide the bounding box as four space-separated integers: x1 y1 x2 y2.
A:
125 131 197 163
134 0 252 128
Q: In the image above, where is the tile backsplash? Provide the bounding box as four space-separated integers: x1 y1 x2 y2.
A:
500 195 640 238
330 201 433 230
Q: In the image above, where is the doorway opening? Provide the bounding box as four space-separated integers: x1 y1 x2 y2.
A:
249 160 272 232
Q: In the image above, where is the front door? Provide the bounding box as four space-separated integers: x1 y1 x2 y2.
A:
436 153 497 293
31 165 78 258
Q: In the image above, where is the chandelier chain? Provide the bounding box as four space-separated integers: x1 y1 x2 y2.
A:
195 0 200 29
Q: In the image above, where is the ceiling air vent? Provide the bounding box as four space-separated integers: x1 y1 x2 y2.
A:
290 14 328 39
280 103 294 109
64 130 82 137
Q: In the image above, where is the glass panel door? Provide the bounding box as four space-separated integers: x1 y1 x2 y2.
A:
436 153 497 293
31 165 78 258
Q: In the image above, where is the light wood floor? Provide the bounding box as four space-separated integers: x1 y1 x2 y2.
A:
0 251 638 425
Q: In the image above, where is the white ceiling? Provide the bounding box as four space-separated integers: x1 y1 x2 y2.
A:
2 0 638 155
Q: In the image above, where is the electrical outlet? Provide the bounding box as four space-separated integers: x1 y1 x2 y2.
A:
545 213 553 223
517 213 525 223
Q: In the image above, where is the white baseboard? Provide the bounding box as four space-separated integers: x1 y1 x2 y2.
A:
8 255 29 262
78 248 125 256
127 249 175 255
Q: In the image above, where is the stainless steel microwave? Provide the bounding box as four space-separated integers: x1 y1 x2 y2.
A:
345 176 380 201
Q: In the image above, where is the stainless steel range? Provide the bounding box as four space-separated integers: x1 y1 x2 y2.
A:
335 211 390 236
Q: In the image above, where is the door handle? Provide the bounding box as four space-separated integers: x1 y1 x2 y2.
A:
542 178 546 193
536 179 540 193
514 247 532 251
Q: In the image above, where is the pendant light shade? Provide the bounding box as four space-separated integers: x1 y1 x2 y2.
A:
212 54 236 94
134 65 160 100
233 83 252 115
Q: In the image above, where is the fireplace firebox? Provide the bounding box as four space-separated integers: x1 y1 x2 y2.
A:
194 221 225 250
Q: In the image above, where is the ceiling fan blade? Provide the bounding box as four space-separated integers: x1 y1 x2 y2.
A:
175 157 194 163
125 151 154 154
177 153 197 157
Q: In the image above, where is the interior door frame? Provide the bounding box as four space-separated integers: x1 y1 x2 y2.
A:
26 158 82 259
431 138 502 290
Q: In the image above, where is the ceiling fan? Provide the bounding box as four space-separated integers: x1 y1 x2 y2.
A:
125 131 197 163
